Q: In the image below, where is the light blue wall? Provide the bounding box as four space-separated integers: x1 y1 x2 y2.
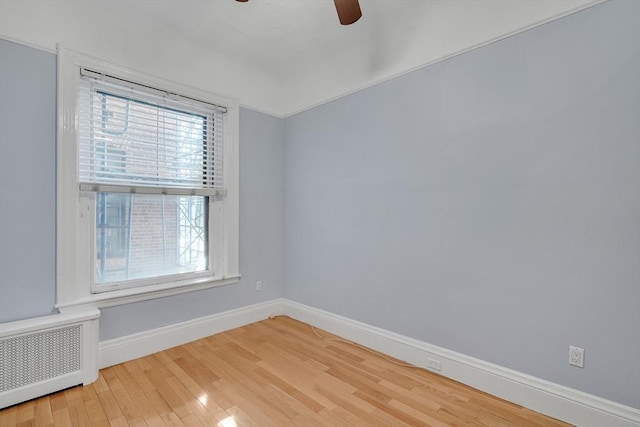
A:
0 40 285 334
283 0 640 408
0 39 57 322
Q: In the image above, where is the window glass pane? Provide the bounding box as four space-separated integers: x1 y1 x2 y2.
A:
95 192 208 284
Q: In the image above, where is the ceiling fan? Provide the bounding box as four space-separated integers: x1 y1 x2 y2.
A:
235 0 362 26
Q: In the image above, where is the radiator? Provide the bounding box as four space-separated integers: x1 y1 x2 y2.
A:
0 308 99 409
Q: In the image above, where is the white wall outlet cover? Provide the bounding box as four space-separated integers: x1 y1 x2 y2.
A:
569 346 585 368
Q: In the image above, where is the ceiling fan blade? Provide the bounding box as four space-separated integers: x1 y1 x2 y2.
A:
333 0 362 25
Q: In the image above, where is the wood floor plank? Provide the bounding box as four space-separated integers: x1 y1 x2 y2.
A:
160 412 186 427
95 387 124 422
50 408 72 426
107 415 129 427
213 379 281 427
314 385 392 426
0 406 18 427
177 414 204 427
15 401 35 425
34 397 53 427
111 364 163 426
129 369 173 419
83 391 110 427
254 366 326 413
224 405 260 427
102 365 147 426
47 393 67 415
163 376 226 426
66 393 96 427
261 383 325 425
0 316 571 427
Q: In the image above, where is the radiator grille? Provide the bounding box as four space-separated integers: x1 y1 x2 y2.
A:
0 325 82 393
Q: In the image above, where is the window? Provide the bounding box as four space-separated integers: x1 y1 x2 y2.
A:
57 48 239 308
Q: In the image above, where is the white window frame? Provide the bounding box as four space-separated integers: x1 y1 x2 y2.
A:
56 46 240 310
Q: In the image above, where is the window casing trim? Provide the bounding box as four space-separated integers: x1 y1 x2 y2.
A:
56 46 240 308
56 275 241 310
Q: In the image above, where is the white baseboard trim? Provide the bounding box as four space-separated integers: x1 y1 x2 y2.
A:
97 298 639 427
98 299 283 369
281 300 640 427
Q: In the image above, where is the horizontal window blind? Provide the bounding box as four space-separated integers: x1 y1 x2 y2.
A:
78 70 225 195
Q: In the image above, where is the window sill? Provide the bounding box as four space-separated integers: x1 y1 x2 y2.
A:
56 274 241 311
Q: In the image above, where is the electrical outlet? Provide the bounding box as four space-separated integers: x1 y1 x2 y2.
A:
569 346 584 368
426 358 441 371
255 280 262 291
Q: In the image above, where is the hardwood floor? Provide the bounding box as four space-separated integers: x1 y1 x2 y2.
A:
0 316 570 426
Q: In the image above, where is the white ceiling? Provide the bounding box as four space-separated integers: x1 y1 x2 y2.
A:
0 0 601 117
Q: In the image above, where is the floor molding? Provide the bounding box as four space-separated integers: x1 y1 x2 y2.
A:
281 300 640 427
97 298 639 427
98 299 283 369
